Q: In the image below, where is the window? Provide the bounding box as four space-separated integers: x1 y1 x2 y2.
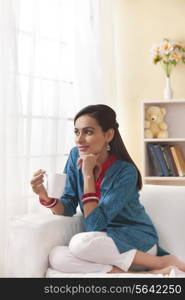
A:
10 0 104 204
15 0 79 179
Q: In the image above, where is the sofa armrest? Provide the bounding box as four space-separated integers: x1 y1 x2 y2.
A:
6 213 84 278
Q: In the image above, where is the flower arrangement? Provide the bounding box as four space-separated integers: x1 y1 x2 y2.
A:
151 38 185 77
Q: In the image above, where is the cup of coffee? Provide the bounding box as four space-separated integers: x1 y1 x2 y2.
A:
45 172 67 199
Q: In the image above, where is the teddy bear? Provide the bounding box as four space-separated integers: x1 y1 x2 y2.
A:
144 106 168 138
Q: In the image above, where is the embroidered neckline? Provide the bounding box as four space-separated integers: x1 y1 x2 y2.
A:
96 155 117 198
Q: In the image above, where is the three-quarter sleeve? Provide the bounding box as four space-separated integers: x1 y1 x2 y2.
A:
83 163 138 231
59 148 79 216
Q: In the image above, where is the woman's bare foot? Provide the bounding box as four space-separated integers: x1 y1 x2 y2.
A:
160 255 185 272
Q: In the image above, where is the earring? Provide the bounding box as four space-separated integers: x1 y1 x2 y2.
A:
106 143 111 151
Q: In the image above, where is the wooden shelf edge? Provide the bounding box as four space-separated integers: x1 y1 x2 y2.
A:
144 139 185 142
144 177 185 186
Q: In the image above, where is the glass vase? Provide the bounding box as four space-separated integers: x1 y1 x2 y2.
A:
164 76 173 100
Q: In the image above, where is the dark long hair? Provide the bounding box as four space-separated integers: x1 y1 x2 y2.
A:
74 104 142 190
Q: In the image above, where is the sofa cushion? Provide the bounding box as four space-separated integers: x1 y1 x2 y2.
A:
140 184 185 261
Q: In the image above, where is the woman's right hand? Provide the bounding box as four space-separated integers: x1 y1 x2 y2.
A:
30 169 49 201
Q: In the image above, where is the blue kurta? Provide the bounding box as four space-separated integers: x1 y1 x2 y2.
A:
60 146 168 255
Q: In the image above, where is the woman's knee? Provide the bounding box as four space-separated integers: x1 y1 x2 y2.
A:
69 231 107 258
49 245 71 272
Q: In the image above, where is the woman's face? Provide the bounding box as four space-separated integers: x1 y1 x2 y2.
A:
74 115 114 155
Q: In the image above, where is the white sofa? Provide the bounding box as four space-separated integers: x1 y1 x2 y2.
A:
6 184 185 278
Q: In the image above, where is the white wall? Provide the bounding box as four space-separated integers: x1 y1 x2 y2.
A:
101 0 185 170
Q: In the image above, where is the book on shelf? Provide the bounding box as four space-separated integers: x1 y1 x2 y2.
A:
147 143 163 176
147 143 185 177
153 144 170 177
160 145 178 177
169 145 185 177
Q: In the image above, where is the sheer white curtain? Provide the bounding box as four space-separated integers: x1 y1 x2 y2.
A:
0 0 106 277
74 0 105 110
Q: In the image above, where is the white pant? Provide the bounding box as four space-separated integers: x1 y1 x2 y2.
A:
49 231 157 273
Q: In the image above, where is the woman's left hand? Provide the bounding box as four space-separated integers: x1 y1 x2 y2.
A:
77 153 101 177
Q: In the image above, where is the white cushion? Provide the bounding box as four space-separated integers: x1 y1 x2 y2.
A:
7 213 84 277
140 185 185 261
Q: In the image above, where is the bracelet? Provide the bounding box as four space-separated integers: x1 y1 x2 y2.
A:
39 197 55 205
45 199 58 208
82 196 99 202
39 197 58 208
82 192 99 199
82 198 99 206
81 192 99 206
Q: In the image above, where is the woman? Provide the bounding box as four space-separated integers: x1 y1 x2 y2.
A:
31 104 185 275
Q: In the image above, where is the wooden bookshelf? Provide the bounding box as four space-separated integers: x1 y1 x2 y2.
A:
141 99 185 185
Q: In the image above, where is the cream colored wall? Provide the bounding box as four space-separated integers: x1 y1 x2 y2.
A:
100 0 185 172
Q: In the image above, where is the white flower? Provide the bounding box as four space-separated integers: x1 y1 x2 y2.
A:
169 50 182 63
160 39 174 55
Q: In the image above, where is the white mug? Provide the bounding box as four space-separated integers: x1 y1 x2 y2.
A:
45 172 67 199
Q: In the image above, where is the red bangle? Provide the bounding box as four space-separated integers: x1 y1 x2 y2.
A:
45 199 58 208
82 196 99 202
82 192 99 199
39 197 55 205
39 197 58 208
82 198 99 206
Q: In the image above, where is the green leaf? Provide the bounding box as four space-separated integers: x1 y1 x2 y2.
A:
171 60 176 65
